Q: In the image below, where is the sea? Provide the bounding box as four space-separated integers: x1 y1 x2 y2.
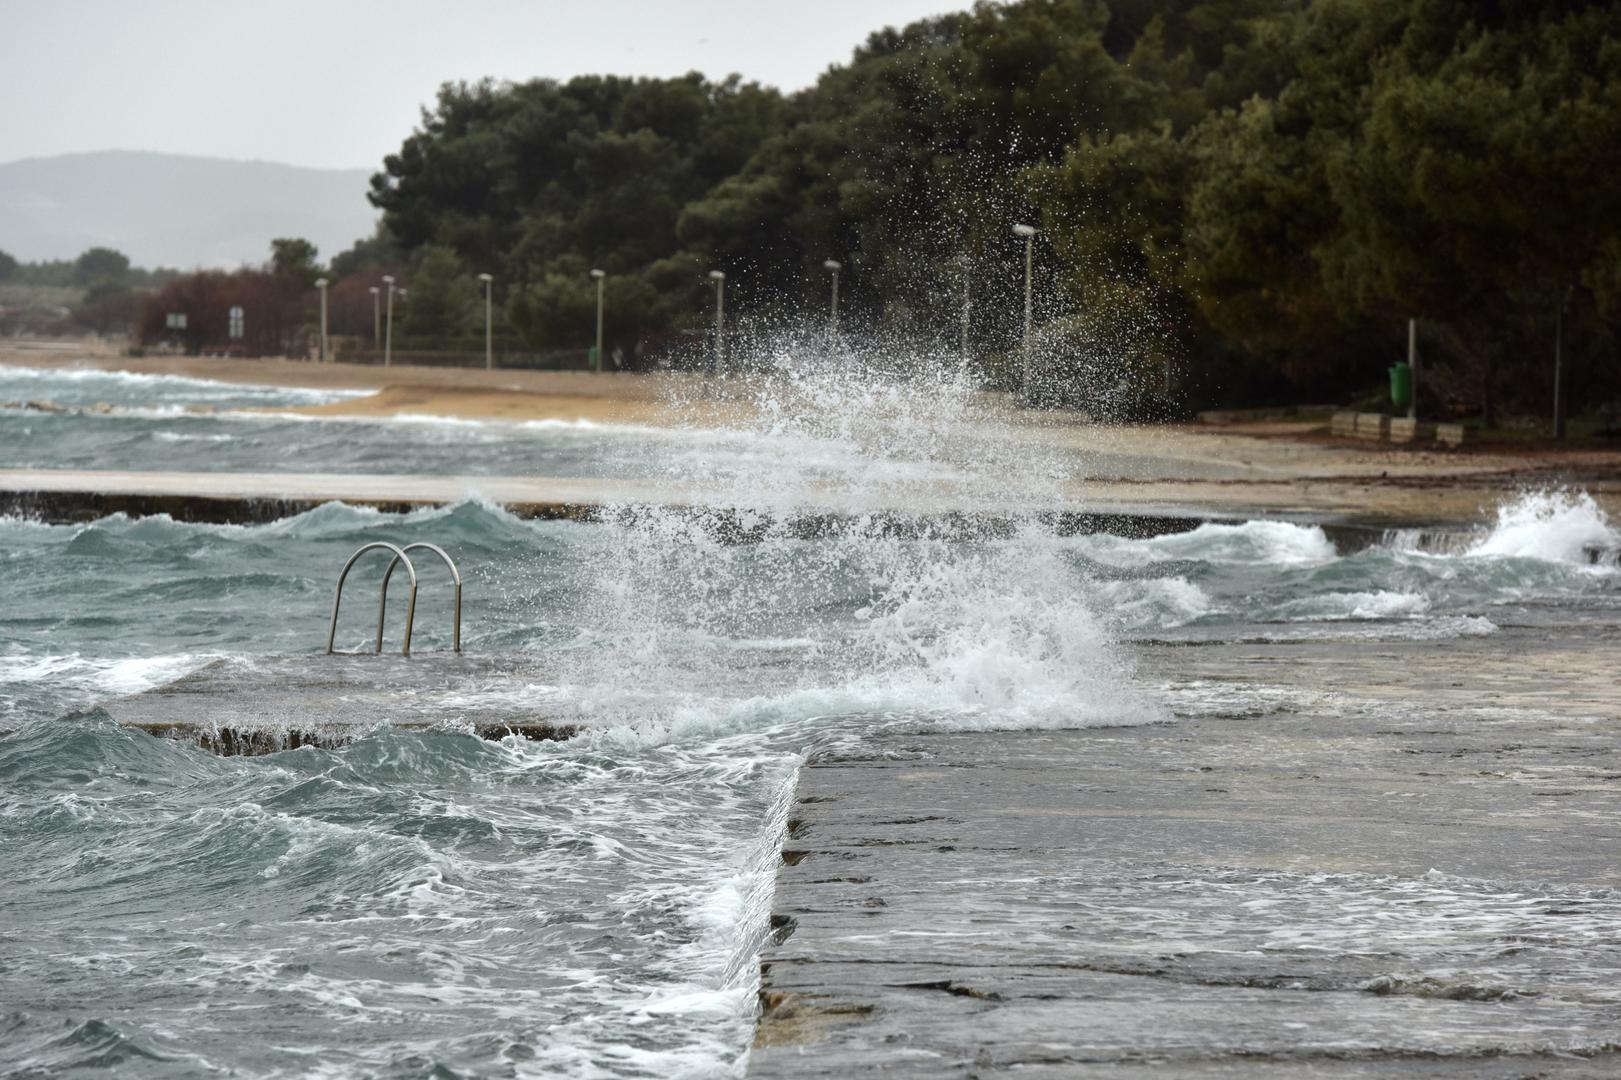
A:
1 359 1618 1077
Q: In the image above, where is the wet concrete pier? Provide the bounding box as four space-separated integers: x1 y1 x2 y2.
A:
747 627 1621 1078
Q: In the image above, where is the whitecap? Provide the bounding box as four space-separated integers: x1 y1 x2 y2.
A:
1468 490 1620 565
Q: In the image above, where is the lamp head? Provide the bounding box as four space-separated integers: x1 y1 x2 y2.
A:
708 270 726 282
478 272 493 283
314 277 328 288
382 274 395 285
369 286 379 295
823 259 841 272
1012 223 1037 238
590 269 605 279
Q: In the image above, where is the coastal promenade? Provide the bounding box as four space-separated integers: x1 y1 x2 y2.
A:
748 628 1621 1077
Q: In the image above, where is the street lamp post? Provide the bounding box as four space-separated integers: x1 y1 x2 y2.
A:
314 277 329 362
1012 223 1037 394
822 259 841 331
478 273 494 370
708 270 726 374
590 269 606 373
382 275 396 367
369 286 381 348
1407 318 1418 421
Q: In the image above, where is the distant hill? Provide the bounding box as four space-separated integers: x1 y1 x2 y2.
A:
0 150 377 269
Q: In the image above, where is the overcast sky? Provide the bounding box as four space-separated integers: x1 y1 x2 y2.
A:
4 0 963 172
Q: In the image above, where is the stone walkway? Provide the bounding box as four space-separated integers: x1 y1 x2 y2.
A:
747 627 1621 1077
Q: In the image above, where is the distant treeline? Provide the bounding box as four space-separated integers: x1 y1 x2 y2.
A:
0 246 180 336
337 0 1621 417
108 0 1621 418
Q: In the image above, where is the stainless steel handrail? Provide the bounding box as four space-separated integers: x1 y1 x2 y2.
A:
326 542 419 656
378 542 462 654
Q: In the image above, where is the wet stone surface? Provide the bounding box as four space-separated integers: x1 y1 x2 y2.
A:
749 630 1621 1078
101 654 578 754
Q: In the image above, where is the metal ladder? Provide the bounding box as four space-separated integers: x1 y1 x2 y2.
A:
325 542 462 657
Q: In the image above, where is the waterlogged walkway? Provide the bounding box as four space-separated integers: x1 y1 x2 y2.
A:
748 626 1621 1078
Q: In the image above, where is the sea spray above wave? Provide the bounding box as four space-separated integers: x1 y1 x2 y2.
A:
549 346 1160 732
1468 489 1621 564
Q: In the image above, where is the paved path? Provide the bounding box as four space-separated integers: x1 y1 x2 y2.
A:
747 627 1621 1078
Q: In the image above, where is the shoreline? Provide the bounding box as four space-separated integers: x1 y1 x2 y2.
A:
4 344 1619 526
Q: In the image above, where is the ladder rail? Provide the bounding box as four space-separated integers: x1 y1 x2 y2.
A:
378 542 463 654
326 542 419 656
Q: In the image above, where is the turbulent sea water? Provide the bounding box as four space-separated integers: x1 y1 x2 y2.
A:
1 363 1619 1077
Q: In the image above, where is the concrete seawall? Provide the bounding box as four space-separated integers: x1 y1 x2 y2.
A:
10 466 1617 531
0 467 1221 536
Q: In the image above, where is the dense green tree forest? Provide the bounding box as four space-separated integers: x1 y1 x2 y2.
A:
360 0 1621 418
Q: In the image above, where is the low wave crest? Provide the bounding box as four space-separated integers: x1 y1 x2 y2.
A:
1468 489 1620 564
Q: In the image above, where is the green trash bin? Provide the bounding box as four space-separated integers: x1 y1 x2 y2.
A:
1389 362 1413 410
588 345 600 372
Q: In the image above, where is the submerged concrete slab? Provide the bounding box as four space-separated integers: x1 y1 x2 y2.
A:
0 466 1220 536
101 653 576 754
749 627 1621 1078
0 468 630 524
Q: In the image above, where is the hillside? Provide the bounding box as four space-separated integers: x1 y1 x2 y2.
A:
0 150 376 269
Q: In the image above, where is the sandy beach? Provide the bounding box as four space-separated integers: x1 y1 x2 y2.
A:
4 341 1620 525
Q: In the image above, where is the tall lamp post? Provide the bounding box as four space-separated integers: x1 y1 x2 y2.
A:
478 273 494 370
1012 223 1037 394
314 277 329 362
590 269 606 373
708 270 726 374
823 259 841 331
369 286 381 348
382 275 396 367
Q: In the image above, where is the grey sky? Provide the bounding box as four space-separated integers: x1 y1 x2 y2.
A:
4 0 963 172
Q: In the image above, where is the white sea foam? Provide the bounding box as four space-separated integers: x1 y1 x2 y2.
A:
152 430 236 443
1093 576 1214 630
1468 490 1620 564
1076 519 1338 568
545 347 1163 740
1277 589 1432 621
0 651 212 697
